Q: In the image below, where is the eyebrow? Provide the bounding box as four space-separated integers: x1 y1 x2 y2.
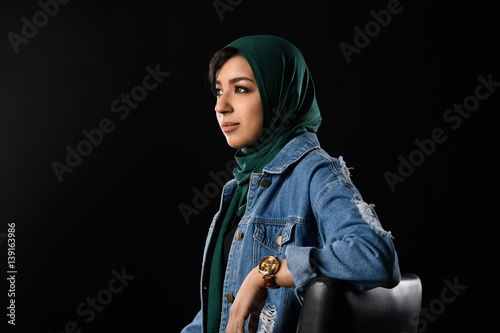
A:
215 77 255 85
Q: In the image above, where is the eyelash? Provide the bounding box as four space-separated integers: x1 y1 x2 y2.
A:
215 86 249 96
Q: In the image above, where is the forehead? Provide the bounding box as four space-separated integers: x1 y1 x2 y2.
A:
216 55 255 82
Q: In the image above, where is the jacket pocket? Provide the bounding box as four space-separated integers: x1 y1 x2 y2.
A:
253 222 295 254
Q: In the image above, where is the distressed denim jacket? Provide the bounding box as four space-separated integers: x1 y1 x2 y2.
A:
182 133 400 333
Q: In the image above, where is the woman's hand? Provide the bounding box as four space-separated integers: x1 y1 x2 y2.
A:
226 267 267 333
225 260 295 333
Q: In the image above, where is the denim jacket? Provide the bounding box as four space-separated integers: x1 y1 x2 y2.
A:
182 133 400 333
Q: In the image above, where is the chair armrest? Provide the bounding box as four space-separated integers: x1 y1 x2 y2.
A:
296 277 342 333
296 273 422 333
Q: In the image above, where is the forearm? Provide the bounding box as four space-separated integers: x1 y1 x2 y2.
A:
285 229 400 291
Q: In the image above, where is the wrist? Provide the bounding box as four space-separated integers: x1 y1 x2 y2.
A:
258 255 281 289
252 267 267 290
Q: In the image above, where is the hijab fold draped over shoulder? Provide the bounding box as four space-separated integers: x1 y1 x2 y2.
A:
207 35 322 332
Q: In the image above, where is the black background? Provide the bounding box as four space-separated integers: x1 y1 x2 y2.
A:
0 0 497 332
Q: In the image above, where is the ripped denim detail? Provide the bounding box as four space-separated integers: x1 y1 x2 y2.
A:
352 195 388 235
339 156 353 182
258 304 277 333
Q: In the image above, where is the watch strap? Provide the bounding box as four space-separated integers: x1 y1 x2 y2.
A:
259 255 281 289
263 276 280 289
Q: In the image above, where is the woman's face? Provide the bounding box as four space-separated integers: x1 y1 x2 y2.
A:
214 55 263 149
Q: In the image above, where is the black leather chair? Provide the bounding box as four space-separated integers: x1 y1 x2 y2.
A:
296 273 422 333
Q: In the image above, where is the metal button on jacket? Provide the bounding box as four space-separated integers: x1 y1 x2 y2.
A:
260 178 271 188
276 235 282 246
236 231 243 241
226 293 234 303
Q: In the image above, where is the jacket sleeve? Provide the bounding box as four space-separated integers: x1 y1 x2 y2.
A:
285 157 400 293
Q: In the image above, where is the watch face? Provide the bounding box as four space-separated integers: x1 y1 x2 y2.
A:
259 256 278 273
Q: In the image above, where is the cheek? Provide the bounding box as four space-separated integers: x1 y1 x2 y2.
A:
249 98 263 125
244 104 263 135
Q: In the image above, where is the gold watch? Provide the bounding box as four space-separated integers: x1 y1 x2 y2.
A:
258 255 281 289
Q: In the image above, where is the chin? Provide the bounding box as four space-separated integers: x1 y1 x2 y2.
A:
225 136 254 149
226 139 245 149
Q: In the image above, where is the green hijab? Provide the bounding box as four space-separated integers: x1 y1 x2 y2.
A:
207 35 322 332
230 35 322 184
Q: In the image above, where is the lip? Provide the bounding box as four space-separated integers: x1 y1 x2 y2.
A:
221 122 240 133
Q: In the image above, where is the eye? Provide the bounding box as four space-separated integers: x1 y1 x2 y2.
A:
214 88 222 97
235 86 249 93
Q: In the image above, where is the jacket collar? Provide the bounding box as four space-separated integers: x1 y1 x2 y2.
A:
262 132 321 174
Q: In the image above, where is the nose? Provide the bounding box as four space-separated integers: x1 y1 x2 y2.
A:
215 92 233 114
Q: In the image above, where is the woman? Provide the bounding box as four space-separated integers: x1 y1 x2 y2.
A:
182 35 400 333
